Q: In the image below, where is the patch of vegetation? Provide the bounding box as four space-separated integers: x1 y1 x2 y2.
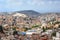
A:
32 25 39 28
24 27 32 31
42 27 46 32
52 31 56 37
12 27 16 30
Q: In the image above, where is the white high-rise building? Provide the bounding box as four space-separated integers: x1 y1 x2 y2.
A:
56 32 60 38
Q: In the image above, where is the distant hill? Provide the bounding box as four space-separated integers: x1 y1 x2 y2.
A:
0 12 10 16
15 10 41 17
0 10 60 17
0 10 41 17
40 13 60 16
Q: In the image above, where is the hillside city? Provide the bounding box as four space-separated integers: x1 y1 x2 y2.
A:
0 11 60 40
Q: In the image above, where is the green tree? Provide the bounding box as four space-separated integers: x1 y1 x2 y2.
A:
42 27 46 32
0 25 4 33
12 27 16 31
23 27 31 31
32 25 39 28
52 31 56 37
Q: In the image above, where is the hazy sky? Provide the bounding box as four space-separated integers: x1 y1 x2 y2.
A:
0 0 60 13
